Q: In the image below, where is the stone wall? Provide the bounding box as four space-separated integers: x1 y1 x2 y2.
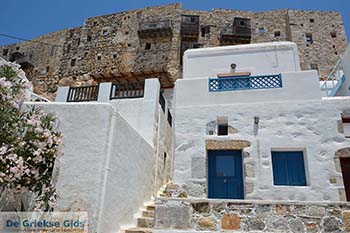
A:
154 198 350 232
0 30 67 99
0 3 347 100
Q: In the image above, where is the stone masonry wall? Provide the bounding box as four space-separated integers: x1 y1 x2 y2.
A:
0 3 347 100
0 29 68 99
155 198 350 232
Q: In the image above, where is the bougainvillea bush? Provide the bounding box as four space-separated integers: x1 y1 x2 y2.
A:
0 58 62 211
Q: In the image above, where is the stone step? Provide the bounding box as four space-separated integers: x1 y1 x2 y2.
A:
142 210 154 218
124 227 152 233
137 217 154 228
146 204 155 211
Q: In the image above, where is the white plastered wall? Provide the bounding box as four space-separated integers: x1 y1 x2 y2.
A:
24 102 156 233
183 42 300 79
173 98 350 201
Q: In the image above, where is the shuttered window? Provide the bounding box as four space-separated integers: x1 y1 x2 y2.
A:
272 151 307 186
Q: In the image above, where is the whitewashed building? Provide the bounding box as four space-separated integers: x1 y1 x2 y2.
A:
20 41 350 232
153 42 350 232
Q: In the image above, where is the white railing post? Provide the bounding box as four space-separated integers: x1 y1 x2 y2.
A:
55 86 70 102
97 82 112 102
144 78 160 100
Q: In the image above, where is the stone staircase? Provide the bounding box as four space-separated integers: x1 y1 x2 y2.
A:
122 186 169 233
123 203 155 233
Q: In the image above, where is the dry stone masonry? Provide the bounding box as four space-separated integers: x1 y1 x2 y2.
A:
0 3 347 100
155 198 350 232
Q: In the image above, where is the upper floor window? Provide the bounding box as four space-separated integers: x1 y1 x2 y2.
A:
274 31 281 37
258 27 265 33
309 63 319 72
306 33 313 45
217 116 228 136
70 59 76 67
310 18 314 23
201 26 210 37
272 151 307 186
331 31 337 38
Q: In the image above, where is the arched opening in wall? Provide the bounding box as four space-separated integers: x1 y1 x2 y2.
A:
335 147 350 201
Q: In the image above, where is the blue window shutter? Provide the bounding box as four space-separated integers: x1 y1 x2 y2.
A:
287 152 307 186
272 153 288 185
272 151 307 186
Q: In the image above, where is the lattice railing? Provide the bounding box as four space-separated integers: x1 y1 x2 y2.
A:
209 74 282 92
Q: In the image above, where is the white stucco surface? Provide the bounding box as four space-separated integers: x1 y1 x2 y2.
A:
175 71 321 107
173 98 350 201
24 102 158 233
183 42 300 79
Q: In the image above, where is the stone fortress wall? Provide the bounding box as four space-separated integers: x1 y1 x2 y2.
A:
0 3 347 100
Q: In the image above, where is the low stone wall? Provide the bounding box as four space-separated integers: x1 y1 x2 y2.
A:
154 198 350 232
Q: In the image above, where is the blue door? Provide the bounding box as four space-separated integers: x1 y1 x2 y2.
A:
208 150 244 199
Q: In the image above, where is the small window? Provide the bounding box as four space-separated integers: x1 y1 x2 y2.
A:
97 55 101 61
190 17 196 23
102 29 108 36
310 18 314 23
145 43 151 50
50 46 55 56
112 53 117 59
87 35 92 42
240 21 245 26
70 59 76 67
331 32 337 38
93 21 97 26
16 47 20 51
341 113 350 138
125 31 129 35
127 43 131 47
163 152 167 169
217 117 228 136
46 66 50 73
201 26 210 37
258 27 265 33
274 31 281 37
310 63 318 72
84 52 89 57
66 44 71 53
3 49 8 56
306 33 313 45
301 24 304 27
272 151 307 186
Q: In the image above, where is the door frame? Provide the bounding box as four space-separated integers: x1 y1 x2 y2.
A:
207 149 245 199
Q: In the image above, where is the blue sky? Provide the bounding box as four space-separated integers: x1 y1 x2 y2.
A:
0 0 349 45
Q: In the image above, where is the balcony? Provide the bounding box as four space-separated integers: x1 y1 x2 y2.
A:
138 20 173 39
220 18 251 45
209 74 282 92
181 15 200 40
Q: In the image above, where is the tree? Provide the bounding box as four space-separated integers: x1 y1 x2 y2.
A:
0 58 62 211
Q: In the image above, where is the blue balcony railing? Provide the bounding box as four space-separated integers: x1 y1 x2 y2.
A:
209 74 282 92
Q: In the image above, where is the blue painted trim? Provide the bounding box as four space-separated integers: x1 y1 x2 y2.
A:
208 74 282 92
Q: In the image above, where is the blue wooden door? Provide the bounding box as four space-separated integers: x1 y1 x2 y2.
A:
208 150 244 199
